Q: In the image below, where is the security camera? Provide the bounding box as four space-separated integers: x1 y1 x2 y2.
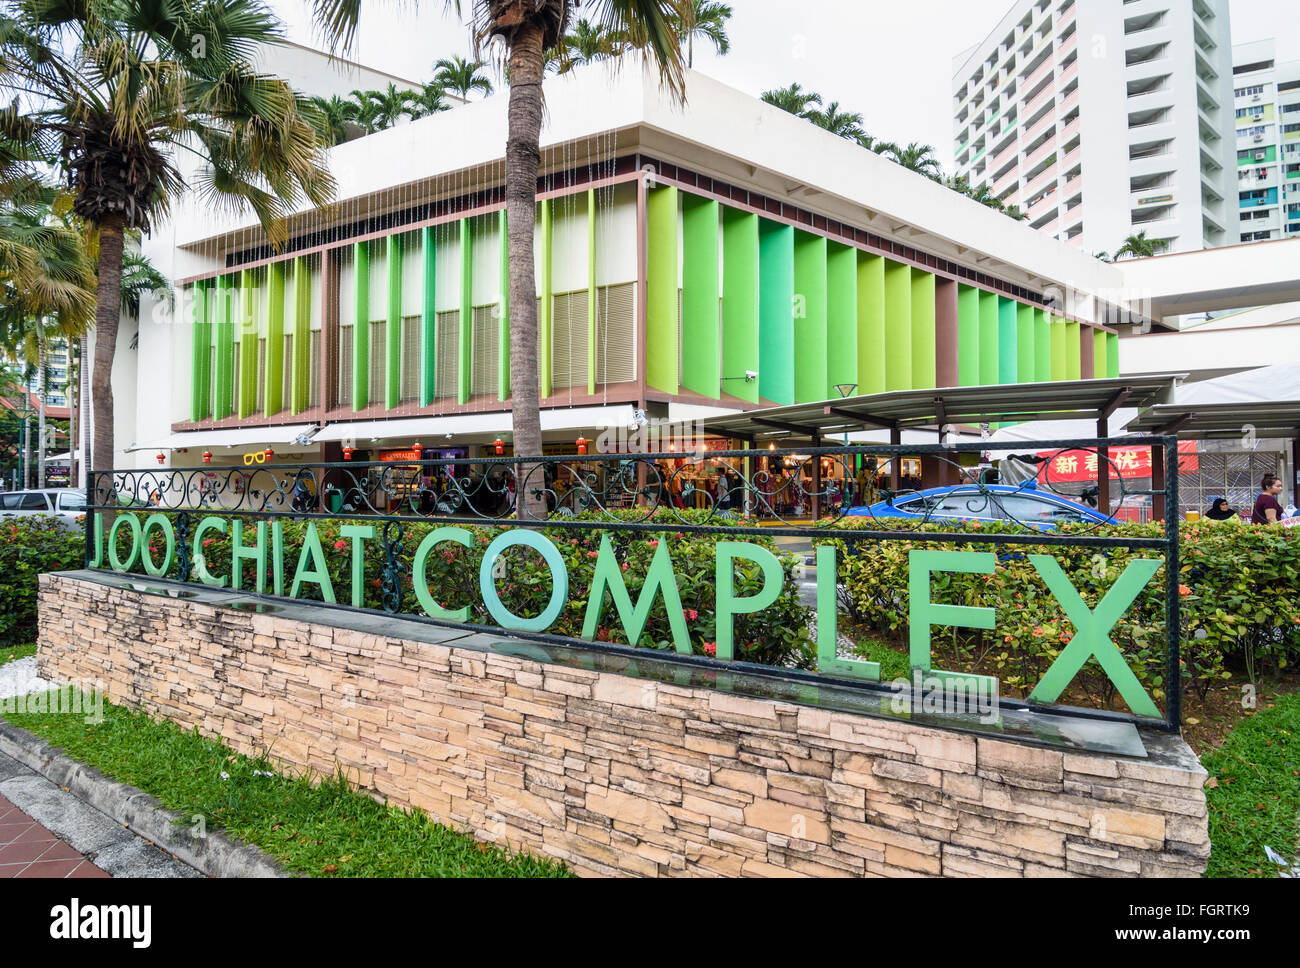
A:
745 370 758 382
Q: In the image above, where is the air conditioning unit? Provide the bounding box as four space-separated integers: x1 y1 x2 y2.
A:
1256 150 1267 160
1252 94 1262 102
1254 134 1266 143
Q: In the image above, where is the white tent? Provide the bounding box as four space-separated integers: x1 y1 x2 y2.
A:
984 411 1140 461
1175 362 1300 406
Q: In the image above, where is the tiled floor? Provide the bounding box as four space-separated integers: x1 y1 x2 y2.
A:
0 795 110 878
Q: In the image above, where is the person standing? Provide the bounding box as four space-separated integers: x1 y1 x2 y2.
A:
1251 474 1286 524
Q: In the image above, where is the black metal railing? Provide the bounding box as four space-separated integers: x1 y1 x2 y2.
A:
82 436 1181 732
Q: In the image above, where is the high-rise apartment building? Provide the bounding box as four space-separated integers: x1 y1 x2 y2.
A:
952 0 1237 257
1232 39 1300 242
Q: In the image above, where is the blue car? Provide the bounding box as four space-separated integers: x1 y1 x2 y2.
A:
846 483 1117 529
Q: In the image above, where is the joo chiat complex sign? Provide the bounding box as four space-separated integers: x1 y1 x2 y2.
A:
89 515 1164 720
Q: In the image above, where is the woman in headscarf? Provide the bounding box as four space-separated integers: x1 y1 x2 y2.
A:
1205 496 1236 521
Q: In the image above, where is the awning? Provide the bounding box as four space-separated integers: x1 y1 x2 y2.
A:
313 406 636 443
125 424 319 452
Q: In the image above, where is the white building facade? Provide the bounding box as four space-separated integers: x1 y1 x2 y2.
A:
1233 39 1300 242
952 0 1237 257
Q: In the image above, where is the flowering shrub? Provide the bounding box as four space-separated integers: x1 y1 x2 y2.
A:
0 517 84 644
828 519 1300 711
102 508 816 669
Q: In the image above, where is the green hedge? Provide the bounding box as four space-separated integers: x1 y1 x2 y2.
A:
99 509 816 669
0 518 83 645
828 520 1300 712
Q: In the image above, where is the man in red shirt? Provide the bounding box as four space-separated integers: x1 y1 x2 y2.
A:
1251 474 1286 524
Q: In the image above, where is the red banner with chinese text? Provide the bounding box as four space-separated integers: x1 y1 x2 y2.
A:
1036 441 1198 483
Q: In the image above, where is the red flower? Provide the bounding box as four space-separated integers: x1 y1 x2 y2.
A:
1178 584 1192 597
647 539 659 548
587 551 598 558
702 642 716 657
334 540 347 551
202 539 213 547
683 608 698 622
621 562 629 571
372 579 381 587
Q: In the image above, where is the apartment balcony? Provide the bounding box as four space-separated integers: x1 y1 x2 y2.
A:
1131 186 1174 211
1060 145 1081 174
1023 56 1054 94
1024 166 1058 200
1023 109 1055 145
1057 31 1077 62
1023 137 1058 173
1059 116 1081 144
993 166 1020 198
1057 58 1078 88
1037 217 1060 237
1023 85 1055 124
1059 88 1079 116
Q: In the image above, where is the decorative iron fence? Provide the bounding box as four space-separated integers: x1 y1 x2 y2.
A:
83 436 1181 733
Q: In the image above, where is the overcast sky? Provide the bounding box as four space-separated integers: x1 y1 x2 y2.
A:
272 0 1299 172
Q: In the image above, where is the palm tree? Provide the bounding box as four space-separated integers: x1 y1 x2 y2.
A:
1002 204 1028 222
348 90 385 133
560 18 617 70
317 1 685 517
673 0 731 68
411 83 453 118
805 102 865 139
854 132 883 152
432 55 495 99
369 82 421 128
307 95 359 146
761 82 822 117
881 141 943 180
1113 231 1161 260
1 0 334 476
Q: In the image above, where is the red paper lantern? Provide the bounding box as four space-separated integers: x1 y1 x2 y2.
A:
575 436 588 455
412 441 422 453
263 447 274 462
202 451 212 464
343 446 354 461
155 452 165 465
493 438 505 456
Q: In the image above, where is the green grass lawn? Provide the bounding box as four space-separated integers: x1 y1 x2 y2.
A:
0 643 36 667
1202 691 1300 878
2 692 572 878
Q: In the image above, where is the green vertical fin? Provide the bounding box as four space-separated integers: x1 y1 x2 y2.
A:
265 263 285 416
459 217 472 404
681 193 721 398
292 257 311 413
857 253 885 396
792 230 827 402
539 200 553 397
957 284 979 387
645 185 679 394
499 209 510 401
352 242 369 410
421 227 437 405
883 259 911 392
721 206 760 405
826 242 858 396
758 219 793 405
978 290 999 385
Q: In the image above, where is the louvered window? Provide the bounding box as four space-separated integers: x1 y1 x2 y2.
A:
283 334 294 411
256 338 266 412
436 310 459 399
400 315 420 402
594 282 636 385
551 290 588 389
368 320 385 405
338 325 353 406
231 343 239 409
471 305 499 396
309 331 321 407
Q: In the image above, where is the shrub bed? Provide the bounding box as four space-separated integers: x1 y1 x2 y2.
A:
0 518 83 645
828 520 1300 712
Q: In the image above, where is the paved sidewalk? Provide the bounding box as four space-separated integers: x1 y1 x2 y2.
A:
0 748 200 878
0 794 109 878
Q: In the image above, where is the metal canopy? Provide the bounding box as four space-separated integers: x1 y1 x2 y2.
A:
699 374 1186 441
1126 400 1300 440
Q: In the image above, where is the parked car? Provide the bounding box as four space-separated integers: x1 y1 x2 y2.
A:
847 483 1117 529
0 488 87 530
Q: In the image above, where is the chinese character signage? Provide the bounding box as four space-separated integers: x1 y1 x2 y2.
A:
1037 442 1197 484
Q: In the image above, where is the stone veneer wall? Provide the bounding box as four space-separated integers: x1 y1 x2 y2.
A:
37 573 1211 877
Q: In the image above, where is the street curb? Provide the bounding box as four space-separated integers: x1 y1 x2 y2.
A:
0 719 291 878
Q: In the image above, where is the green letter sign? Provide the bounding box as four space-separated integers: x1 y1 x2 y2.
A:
582 535 690 652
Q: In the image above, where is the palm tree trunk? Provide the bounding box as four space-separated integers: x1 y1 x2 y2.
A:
505 24 548 519
37 339 46 489
91 214 126 492
78 334 88 488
